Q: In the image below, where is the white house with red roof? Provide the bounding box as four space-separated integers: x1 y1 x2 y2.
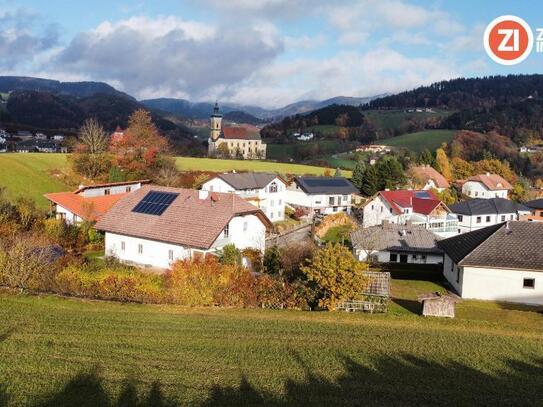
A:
461 173 512 199
207 102 266 159
95 185 272 269
362 189 459 237
44 180 149 225
409 165 450 192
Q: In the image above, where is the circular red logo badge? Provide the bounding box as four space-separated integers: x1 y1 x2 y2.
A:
484 15 533 65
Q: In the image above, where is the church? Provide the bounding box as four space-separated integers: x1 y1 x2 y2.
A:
207 102 266 159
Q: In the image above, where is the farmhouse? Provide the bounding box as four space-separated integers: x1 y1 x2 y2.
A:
438 222 543 305
350 223 443 265
461 173 512 199
285 176 358 217
355 144 390 154
520 198 543 222
44 180 148 224
207 102 266 159
201 172 286 221
449 198 531 233
94 185 272 269
362 190 458 237
409 165 450 192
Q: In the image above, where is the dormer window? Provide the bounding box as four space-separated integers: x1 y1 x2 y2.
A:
269 182 278 193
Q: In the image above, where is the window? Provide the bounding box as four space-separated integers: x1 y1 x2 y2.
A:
371 205 374 210
523 278 535 289
121 241 126 251
390 253 398 262
277 211 281 218
138 244 143 254
412 255 418 260
540 211 543 217
125 186 132 193
501 215 506 222
476 216 481 224
329 197 335 205
223 224 229 238
243 221 248 231
456 267 461 284
270 200 274 207
457 215 463 222
342 195 348 202
269 182 278 193
209 185 214 192
278 199 282 205
104 188 111 195
168 250 174 261
486 216 491 222
270 212 274 219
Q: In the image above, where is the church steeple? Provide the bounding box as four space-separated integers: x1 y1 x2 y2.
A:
210 101 222 141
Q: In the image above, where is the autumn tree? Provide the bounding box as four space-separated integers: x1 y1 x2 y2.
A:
451 157 474 180
473 159 516 183
79 118 109 154
435 148 452 180
70 118 112 180
301 243 368 310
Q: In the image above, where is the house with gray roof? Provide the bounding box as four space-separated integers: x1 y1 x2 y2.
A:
285 176 358 218
350 223 443 264
449 198 531 233
201 172 286 222
438 222 543 305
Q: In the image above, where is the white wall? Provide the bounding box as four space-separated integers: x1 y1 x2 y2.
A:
55 204 81 225
462 181 508 199
201 178 235 193
443 254 462 295
285 184 352 217
80 182 143 198
362 195 396 227
456 212 518 233
355 249 442 264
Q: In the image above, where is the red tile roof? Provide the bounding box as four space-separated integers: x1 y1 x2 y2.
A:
44 192 128 222
223 127 248 139
94 185 272 249
410 165 450 189
378 190 444 215
466 174 512 191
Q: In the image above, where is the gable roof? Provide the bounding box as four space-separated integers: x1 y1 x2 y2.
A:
438 222 543 271
351 223 442 254
525 198 543 210
410 166 450 189
294 176 358 195
44 192 127 222
449 198 530 216
75 180 150 194
222 127 261 140
216 173 284 190
465 173 512 191
377 190 444 216
94 185 271 250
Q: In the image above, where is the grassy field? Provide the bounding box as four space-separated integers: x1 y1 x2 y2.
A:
0 153 69 207
175 156 349 176
380 130 457 153
364 109 452 132
0 280 542 406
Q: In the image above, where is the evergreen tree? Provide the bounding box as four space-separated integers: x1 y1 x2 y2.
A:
351 160 366 191
377 156 405 190
418 149 435 166
360 165 379 196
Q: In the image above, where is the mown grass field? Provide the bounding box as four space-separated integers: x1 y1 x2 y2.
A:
381 130 457 153
0 280 542 406
364 109 452 131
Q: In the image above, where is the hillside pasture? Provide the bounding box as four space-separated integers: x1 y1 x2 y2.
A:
0 283 542 406
380 130 457 153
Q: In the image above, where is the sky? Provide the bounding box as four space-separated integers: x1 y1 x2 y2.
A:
1 0 542 108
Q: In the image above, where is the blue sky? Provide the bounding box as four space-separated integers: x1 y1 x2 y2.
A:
1 0 542 107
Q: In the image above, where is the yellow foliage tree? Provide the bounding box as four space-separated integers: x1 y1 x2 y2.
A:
435 148 452 180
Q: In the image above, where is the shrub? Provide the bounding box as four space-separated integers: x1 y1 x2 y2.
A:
263 246 282 276
242 248 263 273
218 244 242 266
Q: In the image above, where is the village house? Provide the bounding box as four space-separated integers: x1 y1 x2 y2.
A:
207 102 266 159
438 222 543 305
520 198 543 222
350 222 443 265
408 165 450 192
461 173 512 199
449 198 531 233
362 190 459 237
201 172 286 222
285 176 358 217
355 144 391 154
44 180 149 224
94 185 272 269
110 126 125 144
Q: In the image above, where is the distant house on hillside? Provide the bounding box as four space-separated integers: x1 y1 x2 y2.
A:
94 185 272 269
350 223 443 265
438 222 543 305
201 172 286 222
285 176 358 218
355 144 390 154
208 102 266 159
16 140 60 153
44 180 149 225
409 165 449 192
110 126 126 144
449 198 531 233
461 173 512 199
362 190 458 237
521 199 543 222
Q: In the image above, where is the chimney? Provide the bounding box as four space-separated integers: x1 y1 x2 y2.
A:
199 190 209 200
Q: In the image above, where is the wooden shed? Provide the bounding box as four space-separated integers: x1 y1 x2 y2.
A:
417 292 460 318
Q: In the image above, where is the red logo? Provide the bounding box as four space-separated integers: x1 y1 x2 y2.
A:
484 15 533 65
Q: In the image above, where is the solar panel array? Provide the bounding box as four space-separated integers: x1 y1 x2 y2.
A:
132 191 179 216
415 191 432 199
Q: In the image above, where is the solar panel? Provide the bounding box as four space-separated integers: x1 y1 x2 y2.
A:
132 191 179 216
415 191 432 199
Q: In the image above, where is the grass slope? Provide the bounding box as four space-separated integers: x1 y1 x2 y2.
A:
0 153 69 207
176 156 349 176
381 130 457 153
0 282 542 406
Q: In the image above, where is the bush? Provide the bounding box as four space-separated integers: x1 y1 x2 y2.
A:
218 244 242 266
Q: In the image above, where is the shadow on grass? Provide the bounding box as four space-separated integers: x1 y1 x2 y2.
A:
390 298 421 314
23 354 543 407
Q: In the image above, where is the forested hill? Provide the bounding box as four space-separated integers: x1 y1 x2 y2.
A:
366 74 543 110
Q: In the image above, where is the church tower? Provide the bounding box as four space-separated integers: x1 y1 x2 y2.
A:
210 101 222 142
